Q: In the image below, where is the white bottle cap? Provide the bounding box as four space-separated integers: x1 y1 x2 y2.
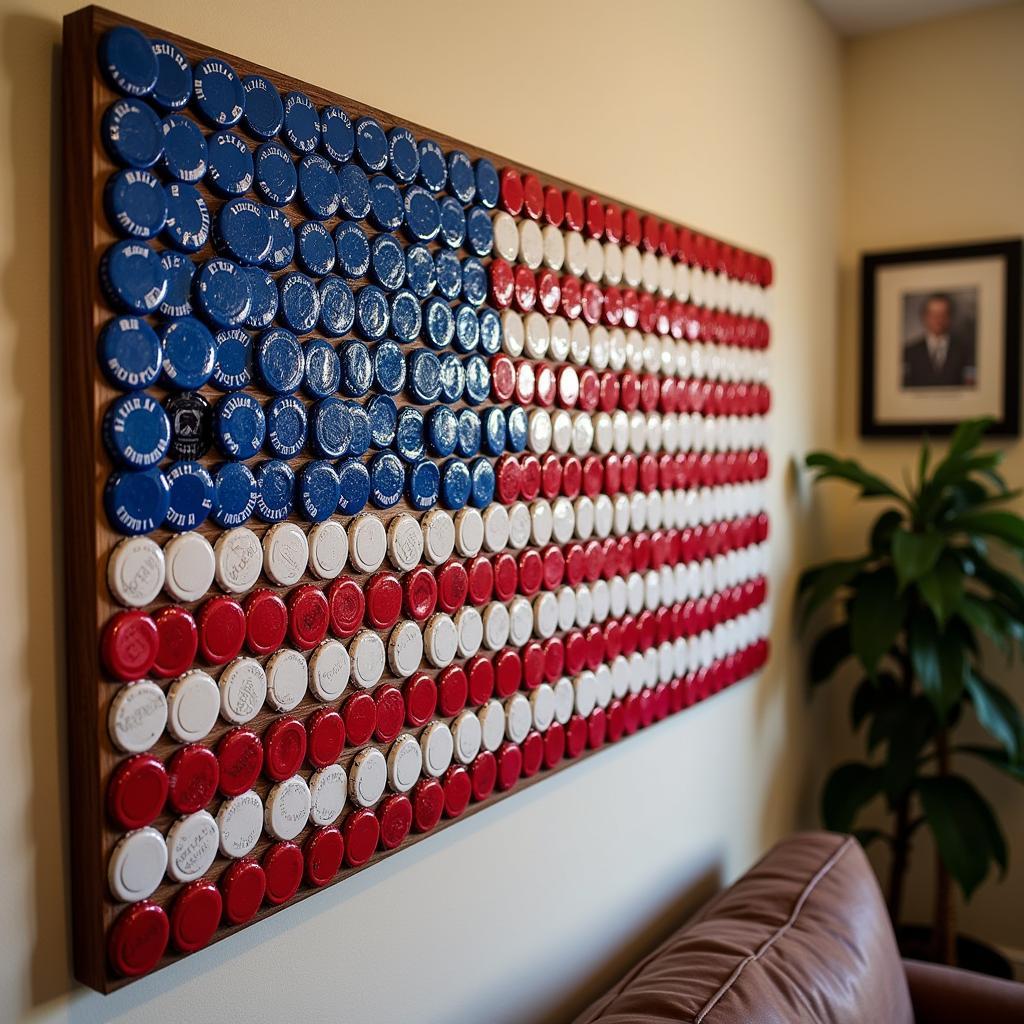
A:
507 502 532 550
492 210 519 261
166 810 219 882
603 242 623 284
349 514 387 573
452 709 483 764
216 790 263 858
527 409 552 455
571 412 594 457
478 699 505 752
422 509 456 564
388 513 424 571
565 231 586 276
530 683 556 732
530 499 554 547
574 671 597 717
591 578 611 622
482 504 510 553
556 587 577 632
622 244 642 288
594 663 613 707
108 827 167 902
593 493 613 538
508 596 533 647
641 249 659 293
518 218 544 269
573 495 595 540
454 507 484 557
387 733 423 793
263 521 309 586
611 655 630 699
569 319 591 366
628 411 648 456
482 601 510 650
584 237 604 283
420 721 454 778
609 576 628 618
552 677 574 725
349 746 387 807
612 493 631 536
505 692 531 743
350 630 386 688
108 536 165 607
166 669 219 743
388 619 424 677
550 496 574 545
108 681 167 753
424 612 458 668
550 409 572 455
265 648 308 711
548 316 571 361
658 254 675 297
533 591 558 639
455 606 483 658
644 569 661 613
214 527 262 594
309 638 350 701
163 531 216 602
523 311 550 359
264 775 311 841
608 328 627 371
307 519 348 579
218 656 267 724
309 763 347 826
626 572 646 615
542 223 565 270
575 584 593 628
589 325 610 371
628 651 645 693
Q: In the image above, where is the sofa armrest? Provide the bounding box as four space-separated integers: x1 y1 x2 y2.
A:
904 958 1024 1024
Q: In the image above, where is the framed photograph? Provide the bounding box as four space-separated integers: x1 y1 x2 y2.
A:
860 239 1022 436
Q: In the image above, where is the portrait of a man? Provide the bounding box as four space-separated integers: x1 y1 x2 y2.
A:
901 289 977 389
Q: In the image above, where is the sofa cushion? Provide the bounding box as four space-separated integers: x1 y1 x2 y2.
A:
572 832 914 1024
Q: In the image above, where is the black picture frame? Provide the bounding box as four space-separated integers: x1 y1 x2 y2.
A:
860 238 1022 437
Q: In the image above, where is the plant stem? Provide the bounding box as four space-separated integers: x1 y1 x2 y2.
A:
888 795 910 924
932 727 957 966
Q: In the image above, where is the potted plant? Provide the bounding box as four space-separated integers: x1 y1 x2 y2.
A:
798 418 1024 972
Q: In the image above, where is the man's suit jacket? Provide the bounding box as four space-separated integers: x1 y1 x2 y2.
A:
902 334 975 388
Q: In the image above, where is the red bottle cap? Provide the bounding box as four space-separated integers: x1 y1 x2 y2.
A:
584 196 605 239
494 648 521 698
467 556 494 605
620 454 639 493
535 363 556 407
564 190 584 232
623 208 641 246
585 625 605 670
167 743 219 814
467 655 495 706
661 222 678 257
470 750 497 801
436 560 468 613
541 545 565 591
496 454 521 504
562 455 583 498
604 453 622 493
171 879 222 953
513 265 537 312
405 565 438 621
606 699 625 742
108 900 168 977
107 753 168 829
587 707 607 749
197 595 245 665
519 455 541 500
496 741 522 790
151 605 198 678
543 721 565 767
490 353 516 401
518 548 543 596
412 777 444 832
102 610 159 681
342 691 376 747
378 793 413 849
582 539 604 584
565 714 588 757
521 731 544 777
580 282 604 325
492 552 518 601
564 630 587 675
263 840 303 904
560 274 582 319
220 857 266 924
619 372 640 412
564 543 585 587
622 693 641 734
288 585 329 650
437 665 468 716
305 825 343 886
537 268 561 316
307 707 345 768
499 168 524 215
603 285 623 327
521 173 543 219
328 577 364 638
577 368 600 411
405 672 437 727
639 688 655 728
522 641 545 689
543 185 565 226
642 214 660 252
374 685 405 743
489 258 514 308
244 589 288 656
540 453 562 499
604 202 623 242
264 716 307 781
343 808 380 866
442 764 472 817
217 728 263 796
365 572 402 630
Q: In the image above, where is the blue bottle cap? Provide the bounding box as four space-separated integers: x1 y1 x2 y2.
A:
100 27 158 97
256 327 304 394
295 220 336 277
338 339 373 397
195 258 252 328
321 106 355 164
438 353 466 404
100 240 168 314
254 459 296 523
354 285 390 341
438 197 466 249
300 460 342 522
336 458 370 516
212 328 254 391
253 141 297 207
160 317 216 389
298 154 341 220
160 114 207 183
215 392 266 459
408 349 443 405
164 391 213 460
346 402 372 456
318 275 356 337
303 337 341 398
354 116 388 171
406 458 440 512
423 297 455 350
266 394 308 458
334 222 370 279
417 139 448 192
463 354 490 405
367 393 399 449
102 98 163 169
373 340 406 395
370 234 405 291
242 75 284 140
389 290 421 344
403 185 441 243
405 244 437 299
206 131 254 197
462 258 487 306
469 457 495 508
157 250 195 318
337 163 371 221
104 391 171 469
386 126 419 183
478 307 501 355
163 183 210 253
212 461 258 527
193 56 245 127
310 397 352 458
481 406 507 455
215 198 272 265
395 407 425 463
434 249 462 301
263 207 295 271
277 272 321 335
150 40 192 111
165 460 215 531
453 303 480 353
282 91 321 153
474 158 500 209
457 409 482 457
446 151 476 204
506 406 528 452
465 206 494 258
367 174 404 232
426 405 458 457
242 267 279 329
105 169 163 241
105 467 171 535
440 459 471 510
369 451 405 509
99 316 162 391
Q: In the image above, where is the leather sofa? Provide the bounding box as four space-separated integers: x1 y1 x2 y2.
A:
572 832 1024 1023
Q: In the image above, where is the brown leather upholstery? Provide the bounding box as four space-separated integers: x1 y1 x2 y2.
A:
905 959 1024 1024
572 832 915 1024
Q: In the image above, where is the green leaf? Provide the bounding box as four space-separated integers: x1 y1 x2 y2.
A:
972 560 1024 619
917 552 964 625
870 509 904 557
805 453 904 501
850 673 898 730
821 762 885 832
892 529 944 588
850 568 906 675
958 744 1024 781
881 696 936 802
951 511 1024 551
797 557 868 627
965 673 1024 761
809 622 852 685
918 774 1007 899
947 417 993 460
909 610 967 719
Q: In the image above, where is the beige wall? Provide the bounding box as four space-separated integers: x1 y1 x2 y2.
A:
829 1 1024 960
0 1 841 1021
